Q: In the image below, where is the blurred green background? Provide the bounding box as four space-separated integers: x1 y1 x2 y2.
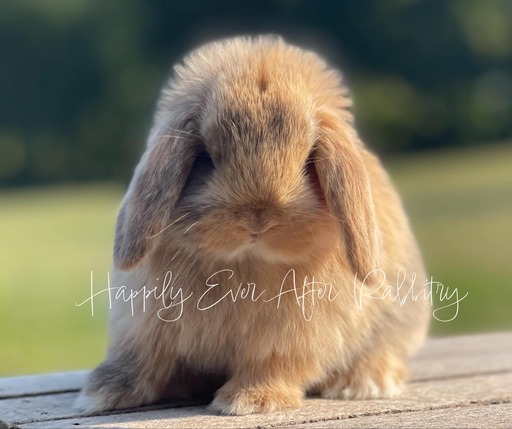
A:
0 0 511 376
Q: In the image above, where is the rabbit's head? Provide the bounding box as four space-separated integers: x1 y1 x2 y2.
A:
114 36 379 277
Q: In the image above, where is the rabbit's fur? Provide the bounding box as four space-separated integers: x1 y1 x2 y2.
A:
76 35 431 415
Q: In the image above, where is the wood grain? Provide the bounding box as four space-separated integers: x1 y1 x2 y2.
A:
1 332 510 429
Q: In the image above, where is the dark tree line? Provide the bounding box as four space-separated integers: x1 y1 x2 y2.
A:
1 0 511 186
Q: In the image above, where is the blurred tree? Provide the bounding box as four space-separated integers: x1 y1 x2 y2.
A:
0 0 511 186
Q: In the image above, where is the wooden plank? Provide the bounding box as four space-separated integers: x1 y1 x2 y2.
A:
0 372 88 399
278 403 512 428
1 332 511 428
0 393 78 428
409 350 512 382
12 373 512 429
0 394 202 429
2 349 511 426
414 332 512 360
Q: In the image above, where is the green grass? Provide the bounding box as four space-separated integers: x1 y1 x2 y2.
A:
387 143 512 335
0 183 122 376
1 144 511 375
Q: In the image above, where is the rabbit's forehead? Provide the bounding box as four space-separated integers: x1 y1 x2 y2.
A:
200 91 315 160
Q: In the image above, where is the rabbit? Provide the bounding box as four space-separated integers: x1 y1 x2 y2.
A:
75 35 431 415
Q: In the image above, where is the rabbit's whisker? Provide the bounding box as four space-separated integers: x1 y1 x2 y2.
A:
157 135 194 142
317 208 345 224
184 222 198 234
148 213 189 238
162 126 197 137
171 249 181 261
305 156 333 165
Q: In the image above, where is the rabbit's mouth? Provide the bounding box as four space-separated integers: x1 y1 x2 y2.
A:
209 232 277 264
246 225 278 244
219 233 312 265
234 234 269 256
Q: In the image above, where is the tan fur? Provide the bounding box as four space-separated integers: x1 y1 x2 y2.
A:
76 35 431 415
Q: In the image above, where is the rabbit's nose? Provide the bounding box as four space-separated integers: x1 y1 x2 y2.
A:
245 208 273 235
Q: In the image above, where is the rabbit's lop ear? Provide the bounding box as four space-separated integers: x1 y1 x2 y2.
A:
314 111 380 279
114 124 196 270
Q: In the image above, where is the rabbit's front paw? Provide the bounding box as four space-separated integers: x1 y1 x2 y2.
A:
210 381 302 415
321 353 406 400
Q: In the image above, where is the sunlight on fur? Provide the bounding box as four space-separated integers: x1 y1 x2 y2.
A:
76 35 431 416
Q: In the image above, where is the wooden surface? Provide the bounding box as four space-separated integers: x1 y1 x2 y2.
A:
0 332 511 428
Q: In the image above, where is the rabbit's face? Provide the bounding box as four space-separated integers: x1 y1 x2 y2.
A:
174 82 339 265
114 37 378 277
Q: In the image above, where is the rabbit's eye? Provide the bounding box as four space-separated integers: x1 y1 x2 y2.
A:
178 149 215 200
304 150 325 200
195 149 215 169
303 151 316 178
184 149 215 187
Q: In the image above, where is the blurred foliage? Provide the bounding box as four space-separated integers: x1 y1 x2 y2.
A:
1 0 512 186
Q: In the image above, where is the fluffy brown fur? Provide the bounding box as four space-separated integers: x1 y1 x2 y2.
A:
76 35 431 415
